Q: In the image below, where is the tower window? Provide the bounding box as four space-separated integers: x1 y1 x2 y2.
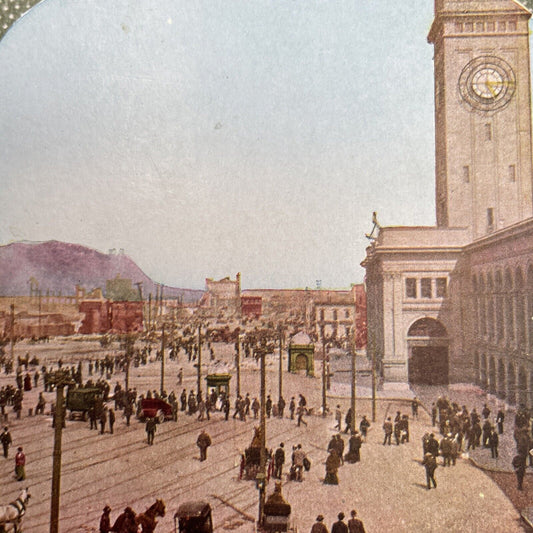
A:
509 21 517 31
485 124 492 141
421 278 432 299
498 21 506 32
406 278 417 299
476 22 484 32
509 165 516 182
436 278 448 298
487 208 495 231
463 165 470 183
465 22 474 32
455 22 463 33
487 21 495 32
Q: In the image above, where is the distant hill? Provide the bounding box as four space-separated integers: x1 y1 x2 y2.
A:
0 240 204 303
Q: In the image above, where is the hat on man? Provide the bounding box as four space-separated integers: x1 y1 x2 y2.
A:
338 512 345 520
316 515 324 522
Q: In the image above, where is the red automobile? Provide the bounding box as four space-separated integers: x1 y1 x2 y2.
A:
140 398 173 423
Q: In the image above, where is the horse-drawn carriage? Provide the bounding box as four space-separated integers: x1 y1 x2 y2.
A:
66 386 103 421
240 427 272 480
0 488 30 533
173 501 213 533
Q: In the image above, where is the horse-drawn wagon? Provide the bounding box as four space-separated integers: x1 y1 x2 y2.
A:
240 427 272 480
173 501 212 533
0 488 30 533
139 398 173 423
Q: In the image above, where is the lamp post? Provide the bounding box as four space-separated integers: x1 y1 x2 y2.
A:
236 334 241 399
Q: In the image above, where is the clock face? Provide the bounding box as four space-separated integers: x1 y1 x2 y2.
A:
458 56 515 112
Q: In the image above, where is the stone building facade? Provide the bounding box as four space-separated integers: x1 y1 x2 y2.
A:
363 0 533 399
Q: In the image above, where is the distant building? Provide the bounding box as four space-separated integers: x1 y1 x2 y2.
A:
200 273 241 316
241 295 262 319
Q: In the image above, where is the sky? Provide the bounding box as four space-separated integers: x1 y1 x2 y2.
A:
0 0 438 290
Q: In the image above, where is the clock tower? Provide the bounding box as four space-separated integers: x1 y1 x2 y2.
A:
428 0 533 239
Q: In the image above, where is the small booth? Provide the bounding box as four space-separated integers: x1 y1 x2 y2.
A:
288 332 315 377
205 373 231 398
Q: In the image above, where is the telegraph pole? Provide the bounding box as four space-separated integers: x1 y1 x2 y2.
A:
160 324 165 396
235 336 241 398
10 303 15 368
321 326 327 416
49 370 74 533
258 348 267 526
278 324 284 403
197 324 202 398
350 338 357 434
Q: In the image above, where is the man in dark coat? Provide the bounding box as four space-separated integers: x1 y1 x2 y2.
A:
513 454 527 491
274 443 285 479
111 507 136 533
100 505 111 533
496 409 505 434
324 449 341 485
489 427 499 458
145 417 156 445
427 433 440 457
382 417 393 445
348 510 366 533
100 407 107 434
1 426 12 458
345 431 362 464
108 408 115 434
331 512 348 533
311 515 329 533
197 429 212 461
422 452 437 489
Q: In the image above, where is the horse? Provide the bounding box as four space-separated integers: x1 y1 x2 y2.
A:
0 488 30 533
136 499 165 533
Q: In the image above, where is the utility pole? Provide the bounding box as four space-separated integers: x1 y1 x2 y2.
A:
278 324 284 403
258 348 267 527
160 324 166 396
197 323 202 398
321 325 327 416
350 337 357 434
38 290 42 338
10 304 15 369
235 336 241 398
49 370 74 533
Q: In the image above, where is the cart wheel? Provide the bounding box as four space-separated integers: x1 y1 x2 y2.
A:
157 410 165 424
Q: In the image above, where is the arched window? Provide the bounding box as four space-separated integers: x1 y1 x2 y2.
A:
516 267 526 347
495 271 504 342
504 268 514 342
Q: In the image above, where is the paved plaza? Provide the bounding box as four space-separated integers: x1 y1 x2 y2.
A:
0 338 528 532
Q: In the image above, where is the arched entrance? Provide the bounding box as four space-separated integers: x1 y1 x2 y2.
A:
407 318 449 385
294 353 308 371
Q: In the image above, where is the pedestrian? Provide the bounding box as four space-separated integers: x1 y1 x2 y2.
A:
180 389 187 411
422 452 437 489
15 446 25 481
335 405 342 431
513 454 527 491
297 405 307 427
496 408 505 434
331 512 348 533
324 449 341 485
124 402 133 426
344 408 352 434
311 515 329 533
266 395 272 418
440 434 452 467
1 426 12 458
289 397 296 420
108 408 115 434
292 444 306 481
345 430 362 464
100 407 107 434
223 397 230 421
348 509 366 533
35 392 46 415
145 417 156 445
359 416 370 441
382 417 393 445
177 368 183 385
278 396 286 418
197 429 212 461
431 402 437 426
100 505 112 533
411 397 419 419
89 405 97 430
489 426 499 458
274 443 285 479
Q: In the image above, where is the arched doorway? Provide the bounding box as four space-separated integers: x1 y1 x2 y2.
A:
294 353 308 371
407 318 449 385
